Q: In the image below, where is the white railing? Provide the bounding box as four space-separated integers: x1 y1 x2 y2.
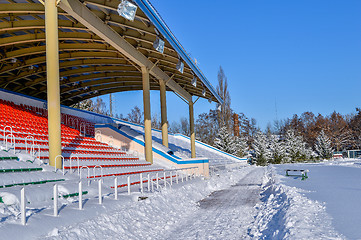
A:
17 166 201 226
3 126 13 144
5 134 15 154
80 123 86 136
93 165 103 179
55 155 64 174
95 134 102 142
80 166 90 185
25 135 34 154
30 144 41 161
108 136 114 147
70 156 80 174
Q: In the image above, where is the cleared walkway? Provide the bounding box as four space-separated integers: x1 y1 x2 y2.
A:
165 168 264 240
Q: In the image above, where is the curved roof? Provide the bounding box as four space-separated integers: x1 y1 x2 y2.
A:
0 0 223 106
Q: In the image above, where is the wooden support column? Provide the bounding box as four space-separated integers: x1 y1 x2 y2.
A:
142 67 153 164
159 80 169 148
45 0 62 169
189 100 196 158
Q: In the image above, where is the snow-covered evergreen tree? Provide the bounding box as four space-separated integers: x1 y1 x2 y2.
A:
252 131 271 166
269 135 285 164
214 125 239 155
284 129 310 162
236 135 248 157
315 130 333 159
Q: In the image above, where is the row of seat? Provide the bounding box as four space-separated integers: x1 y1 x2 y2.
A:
0 99 164 191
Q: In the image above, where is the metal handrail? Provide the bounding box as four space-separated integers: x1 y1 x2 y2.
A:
5 134 15 153
55 155 64 175
25 135 34 154
70 156 80 174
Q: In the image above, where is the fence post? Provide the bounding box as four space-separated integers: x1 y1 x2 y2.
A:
147 174 150 192
77 157 80 175
170 171 173 186
151 178 154 192
140 173 143 194
53 184 58 217
79 181 83 210
176 171 179 184
98 179 102 204
114 177 118 200
127 176 131 195
163 172 166 188
156 173 159 190
21 187 26 225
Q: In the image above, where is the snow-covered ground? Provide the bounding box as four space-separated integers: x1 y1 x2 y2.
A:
273 159 361 239
3 159 359 239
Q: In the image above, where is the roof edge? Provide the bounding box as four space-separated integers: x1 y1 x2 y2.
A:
134 0 223 105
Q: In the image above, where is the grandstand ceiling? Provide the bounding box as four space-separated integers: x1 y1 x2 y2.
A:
0 0 222 106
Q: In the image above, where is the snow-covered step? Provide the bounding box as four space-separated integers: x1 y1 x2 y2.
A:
0 160 42 172
0 171 65 188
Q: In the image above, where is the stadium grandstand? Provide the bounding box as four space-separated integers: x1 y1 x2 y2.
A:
0 0 247 227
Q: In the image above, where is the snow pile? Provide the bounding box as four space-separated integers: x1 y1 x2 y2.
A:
0 192 20 218
250 166 344 239
42 166 255 239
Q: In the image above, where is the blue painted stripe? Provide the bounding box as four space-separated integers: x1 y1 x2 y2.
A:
174 133 247 161
95 124 209 164
134 0 223 105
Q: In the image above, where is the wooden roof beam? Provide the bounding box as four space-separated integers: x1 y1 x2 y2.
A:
59 0 191 102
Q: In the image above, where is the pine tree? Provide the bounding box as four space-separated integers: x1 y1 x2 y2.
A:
236 135 248 157
284 129 307 162
269 135 285 164
214 125 239 155
315 130 333 159
252 131 270 166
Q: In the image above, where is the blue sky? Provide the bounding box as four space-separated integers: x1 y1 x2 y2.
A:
103 0 361 129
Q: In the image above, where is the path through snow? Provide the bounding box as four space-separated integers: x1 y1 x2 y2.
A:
164 168 263 239
19 165 343 240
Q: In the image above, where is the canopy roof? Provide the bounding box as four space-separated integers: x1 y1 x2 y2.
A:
0 0 223 106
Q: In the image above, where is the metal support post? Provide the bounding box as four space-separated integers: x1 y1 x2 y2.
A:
98 179 102 204
142 67 153 164
79 181 83 210
189 100 196 158
159 80 169 147
53 184 58 216
45 0 62 169
170 171 173 186
164 172 166 188
156 173 159 190
140 173 143 194
114 177 118 200
147 174 150 192
21 188 26 225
